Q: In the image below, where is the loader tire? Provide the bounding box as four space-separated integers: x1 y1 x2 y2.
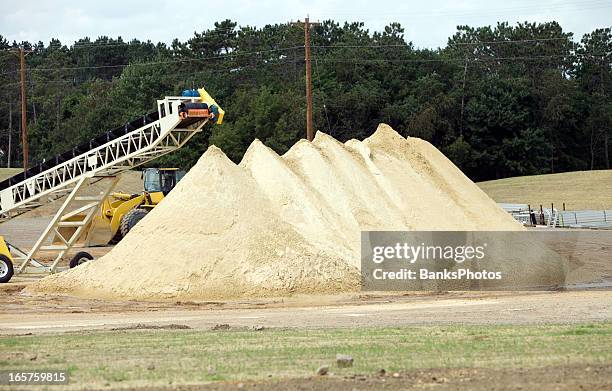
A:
69 251 93 269
108 230 123 245
120 208 148 238
0 255 14 283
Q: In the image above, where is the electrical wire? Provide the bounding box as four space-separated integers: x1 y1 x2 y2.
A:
313 53 607 64
41 46 301 71
312 53 332 135
2 43 603 79
314 37 578 49
0 56 301 93
1 49 606 91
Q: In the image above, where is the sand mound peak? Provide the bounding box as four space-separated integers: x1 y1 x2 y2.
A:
200 144 229 161
240 138 281 168
283 138 317 159
344 139 370 155
28 124 551 301
368 123 408 146
312 130 331 143
312 130 348 149
241 137 266 155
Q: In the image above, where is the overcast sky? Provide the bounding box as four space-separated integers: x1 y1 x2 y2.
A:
1 0 610 49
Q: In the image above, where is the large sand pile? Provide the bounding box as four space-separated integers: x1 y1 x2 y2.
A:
29 124 557 301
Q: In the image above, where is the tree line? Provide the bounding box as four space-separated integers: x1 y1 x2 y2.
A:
0 20 610 181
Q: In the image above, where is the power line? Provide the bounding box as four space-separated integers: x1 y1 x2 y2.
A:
313 52 607 64
314 35 612 50
0 45 303 76
0 57 302 94
314 38 573 49
1 50 606 90
3 41 604 78
2 35 586 68
312 51 332 135
41 46 301 71
0 52 16 60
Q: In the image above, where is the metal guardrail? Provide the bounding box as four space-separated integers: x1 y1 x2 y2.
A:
499 203 534 226
549 210 612 229
499 203 529 213
499 203 612 229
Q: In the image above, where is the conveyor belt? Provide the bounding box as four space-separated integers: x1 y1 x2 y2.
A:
0 94 213 220
0 112 159 190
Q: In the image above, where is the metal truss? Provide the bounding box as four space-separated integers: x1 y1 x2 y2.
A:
0 96 208 220
14 174 119 275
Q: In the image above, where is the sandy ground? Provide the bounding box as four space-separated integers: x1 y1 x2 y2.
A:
0 289 610 335
0 215 113 261
0 216 53 248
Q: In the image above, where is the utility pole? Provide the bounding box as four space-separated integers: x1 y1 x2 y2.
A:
601 55 609 169
292 17 319 141
19 46 29 172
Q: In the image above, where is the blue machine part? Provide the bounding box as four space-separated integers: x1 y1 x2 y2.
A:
181 89 200 97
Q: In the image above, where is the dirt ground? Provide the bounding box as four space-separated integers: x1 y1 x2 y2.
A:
112 365 612 391
0 288 610 335
0 216 611 334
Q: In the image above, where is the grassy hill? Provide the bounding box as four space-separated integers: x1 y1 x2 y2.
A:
0 168 22 182
478 170 612 210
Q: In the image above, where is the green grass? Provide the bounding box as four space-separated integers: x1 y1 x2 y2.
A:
477 169 612 210
0 323 611 388
0 168 21 182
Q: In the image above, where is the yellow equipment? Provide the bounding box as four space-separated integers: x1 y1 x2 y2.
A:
0 237 13 283
56 168 186 247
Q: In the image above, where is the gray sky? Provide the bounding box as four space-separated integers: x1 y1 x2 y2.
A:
1 0 610 48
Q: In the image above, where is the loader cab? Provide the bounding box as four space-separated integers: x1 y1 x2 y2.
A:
143 168 186 196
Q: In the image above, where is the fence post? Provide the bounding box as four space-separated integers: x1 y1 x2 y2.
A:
551 203 555 227
540 205 544 225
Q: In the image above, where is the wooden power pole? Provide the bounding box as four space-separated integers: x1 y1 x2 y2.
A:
292 17 319 141
19 47 29 172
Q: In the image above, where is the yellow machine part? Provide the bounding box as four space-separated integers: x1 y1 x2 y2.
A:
0 236 13 262
198 88 225 124
53 191 165 247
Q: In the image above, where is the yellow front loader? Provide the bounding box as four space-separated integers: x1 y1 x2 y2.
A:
56 168 185 247
0 237 14 283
